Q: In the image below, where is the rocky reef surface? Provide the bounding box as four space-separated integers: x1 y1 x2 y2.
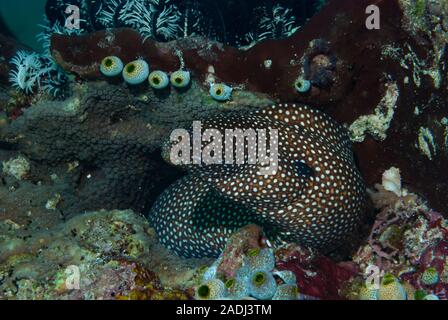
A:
0 0 447 300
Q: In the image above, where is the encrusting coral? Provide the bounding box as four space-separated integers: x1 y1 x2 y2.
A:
0 209 201 299
0 79 270 216
343 167 448 300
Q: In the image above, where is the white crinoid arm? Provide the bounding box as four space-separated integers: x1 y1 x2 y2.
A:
9 50 29 69
155 4 181 40
9 66 27 91
120 0 156 40
180 7 202 38
98 0 122 27
271 4 299 37
247 4 299 45
9 50 38 93
9 50 67 97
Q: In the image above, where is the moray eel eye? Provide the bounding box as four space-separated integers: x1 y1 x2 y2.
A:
100 56 123 77
148 70 169 89
122 59 150 85
170 70 191 88
210 83 233 101
294 77 311 93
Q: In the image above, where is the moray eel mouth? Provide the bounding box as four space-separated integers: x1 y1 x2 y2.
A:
149 103 367 258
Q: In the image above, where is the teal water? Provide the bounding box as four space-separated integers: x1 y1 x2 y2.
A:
0 0 46 50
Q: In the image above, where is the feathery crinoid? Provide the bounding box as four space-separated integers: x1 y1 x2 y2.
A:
9 50 67 97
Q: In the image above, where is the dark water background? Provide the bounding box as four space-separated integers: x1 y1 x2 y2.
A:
0 0 324 50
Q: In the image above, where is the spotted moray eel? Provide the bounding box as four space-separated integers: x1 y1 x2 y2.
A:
149 104 367 258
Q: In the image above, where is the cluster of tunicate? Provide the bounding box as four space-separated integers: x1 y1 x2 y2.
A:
358 274 409 300
195 248 299 300
420 267 440 286
100 55 233 101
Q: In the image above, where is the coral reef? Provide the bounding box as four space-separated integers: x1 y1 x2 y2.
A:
349 82 399 143
193 225 300 300
194 166 448 300
2 155 30 180
275 244 357 300
0 0 447 301
0 209 203 299
0 80 270 216
184 167 447 301
49 0 448 212
344 168 448 300
193 224 356 300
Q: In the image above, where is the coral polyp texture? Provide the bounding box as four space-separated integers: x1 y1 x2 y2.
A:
0 79 270 217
